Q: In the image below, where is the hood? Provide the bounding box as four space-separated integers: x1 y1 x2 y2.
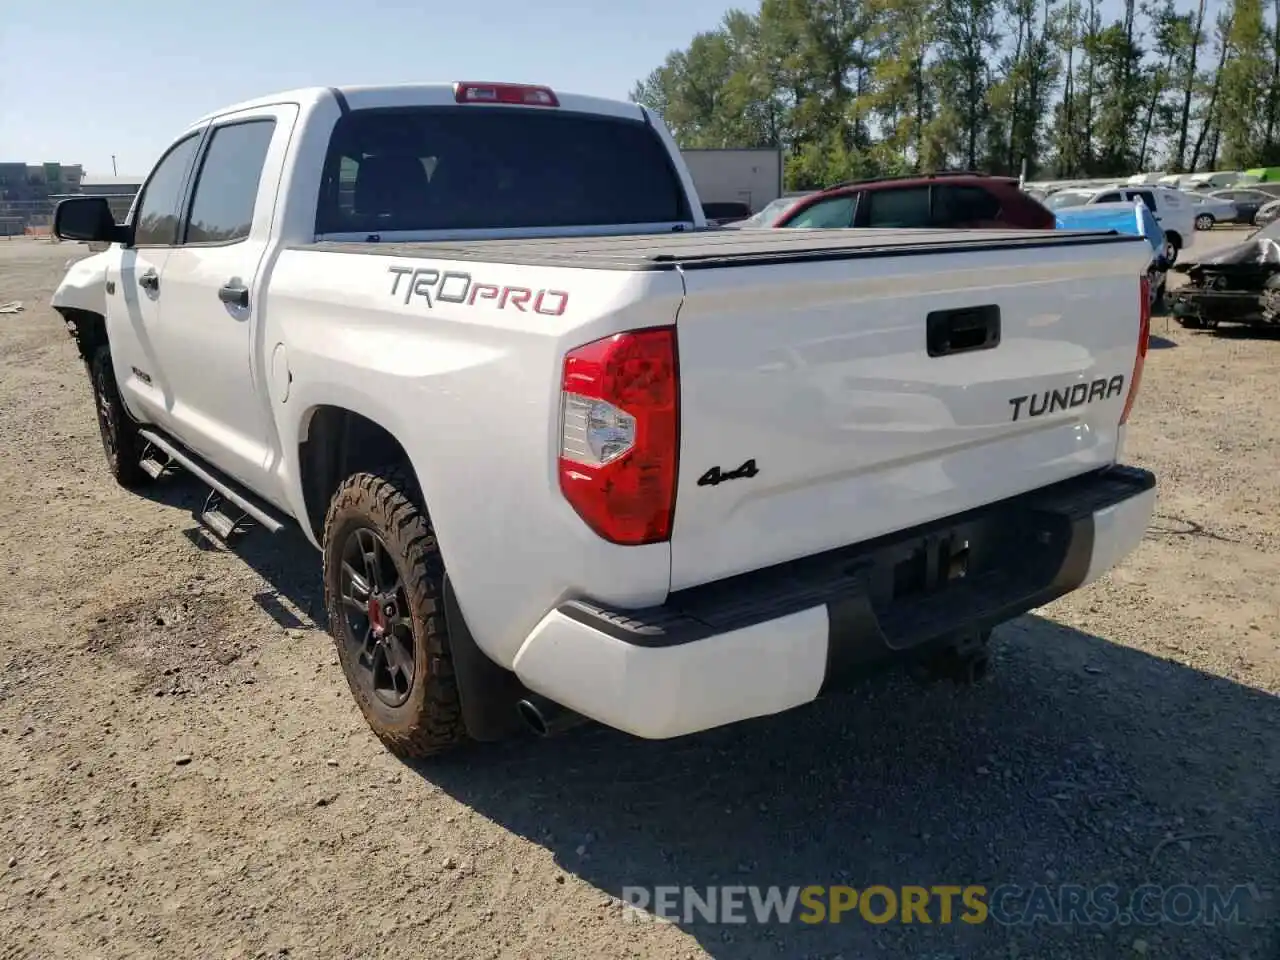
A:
1175 237 1280 272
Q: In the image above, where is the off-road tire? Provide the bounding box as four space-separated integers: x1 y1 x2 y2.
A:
89 344 151 490
322 466 466 758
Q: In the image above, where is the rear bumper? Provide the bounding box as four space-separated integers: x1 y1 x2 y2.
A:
511 465 1156 740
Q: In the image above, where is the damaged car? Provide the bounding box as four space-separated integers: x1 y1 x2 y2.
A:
1168 218 1280 330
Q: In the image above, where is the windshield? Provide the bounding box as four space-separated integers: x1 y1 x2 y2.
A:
1045 192 1091 210
737 195 810 228
316 106 692 234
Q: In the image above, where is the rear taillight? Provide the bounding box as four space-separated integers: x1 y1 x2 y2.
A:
558 329 679 545
454 82 559 107
1120 274 1152 425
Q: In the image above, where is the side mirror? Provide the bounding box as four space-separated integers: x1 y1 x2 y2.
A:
53 196 127 245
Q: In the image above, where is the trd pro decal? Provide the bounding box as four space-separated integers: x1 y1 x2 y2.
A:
387 265 568 316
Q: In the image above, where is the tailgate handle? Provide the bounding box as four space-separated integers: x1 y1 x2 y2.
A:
927 305 1001 358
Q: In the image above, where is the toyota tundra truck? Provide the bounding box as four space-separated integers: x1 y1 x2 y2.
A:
50 81 1157 758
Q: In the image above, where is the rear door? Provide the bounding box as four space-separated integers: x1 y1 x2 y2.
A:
668 234 1152 589
150 104 297 498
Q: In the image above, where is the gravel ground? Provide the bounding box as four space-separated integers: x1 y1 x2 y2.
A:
0 232 1276 960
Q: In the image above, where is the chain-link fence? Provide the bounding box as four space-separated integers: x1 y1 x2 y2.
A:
0 196 136 239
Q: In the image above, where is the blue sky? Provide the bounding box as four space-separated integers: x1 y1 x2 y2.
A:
0 0 738 176
2 0 1184 178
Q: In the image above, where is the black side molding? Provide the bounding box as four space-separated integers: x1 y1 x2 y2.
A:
327 87 350 115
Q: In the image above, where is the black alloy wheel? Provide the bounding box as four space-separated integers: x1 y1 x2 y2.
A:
337 526 416 707
322 467 466 757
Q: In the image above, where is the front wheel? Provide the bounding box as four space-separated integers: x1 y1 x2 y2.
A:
89 344 151 489
1195 213 1215 231
322 466 467 758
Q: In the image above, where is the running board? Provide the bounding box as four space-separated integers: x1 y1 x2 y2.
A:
138 441 176 480
137 429 286 537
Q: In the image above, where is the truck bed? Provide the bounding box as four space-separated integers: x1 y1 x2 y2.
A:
303 227 1137 271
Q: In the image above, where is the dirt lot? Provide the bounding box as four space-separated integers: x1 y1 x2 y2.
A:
0 232 1276 960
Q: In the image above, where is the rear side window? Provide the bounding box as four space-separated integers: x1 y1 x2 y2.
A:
783 195 855 228
1127 190 1157 212
184 120 276 244
931 185 1001 226
317 107 690 234
865 187 930 227
1096 192 1122 203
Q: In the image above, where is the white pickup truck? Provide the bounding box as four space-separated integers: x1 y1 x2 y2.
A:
51 81 1157 758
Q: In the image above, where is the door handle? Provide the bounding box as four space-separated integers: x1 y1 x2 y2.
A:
138 271 159 292
926 304 1001 358
218 282 250 308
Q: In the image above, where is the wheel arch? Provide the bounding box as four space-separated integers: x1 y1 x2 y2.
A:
295 404 423 543
54 306 108 366
297 401 528 744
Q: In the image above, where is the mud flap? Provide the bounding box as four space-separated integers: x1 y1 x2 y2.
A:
443 575 530 742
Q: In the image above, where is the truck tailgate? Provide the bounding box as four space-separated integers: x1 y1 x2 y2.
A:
669 229 1152 590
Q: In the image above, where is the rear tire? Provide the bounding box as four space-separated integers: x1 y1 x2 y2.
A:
1149 271 1166 313
322 466 467 758
1194 213 1215 231
88 344 151 490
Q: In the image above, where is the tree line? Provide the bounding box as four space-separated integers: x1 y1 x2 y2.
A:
630 0 1280 189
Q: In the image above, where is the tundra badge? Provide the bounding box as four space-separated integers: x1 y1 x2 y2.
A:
1008 375 1126 422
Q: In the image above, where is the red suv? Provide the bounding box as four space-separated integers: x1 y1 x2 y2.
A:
766 172 1055 231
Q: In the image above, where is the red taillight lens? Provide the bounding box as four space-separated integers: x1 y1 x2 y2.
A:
1121 274 1152 425
453 82 559 107
558 328 679 545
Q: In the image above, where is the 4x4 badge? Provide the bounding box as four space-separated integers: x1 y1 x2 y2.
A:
697 459 759 487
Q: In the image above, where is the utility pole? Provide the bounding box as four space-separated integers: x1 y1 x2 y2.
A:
111 155 118 176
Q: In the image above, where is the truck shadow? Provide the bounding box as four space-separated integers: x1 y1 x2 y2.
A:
139 476 329 629
410 621 1278 958
143 475 1278 958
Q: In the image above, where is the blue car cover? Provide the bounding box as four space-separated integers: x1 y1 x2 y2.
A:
1054 200 1166 261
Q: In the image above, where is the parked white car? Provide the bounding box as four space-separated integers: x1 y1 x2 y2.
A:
1046 184 1196 259
1180 191 1237 230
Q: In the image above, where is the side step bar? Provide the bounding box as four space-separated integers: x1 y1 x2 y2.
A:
138 429 287 537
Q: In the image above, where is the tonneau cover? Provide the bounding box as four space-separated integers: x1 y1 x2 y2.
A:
301 227 1136 271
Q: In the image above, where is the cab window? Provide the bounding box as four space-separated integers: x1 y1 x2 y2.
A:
132 134 202 247
931 185 1001 227
865 187 930 227
183 120 277 244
